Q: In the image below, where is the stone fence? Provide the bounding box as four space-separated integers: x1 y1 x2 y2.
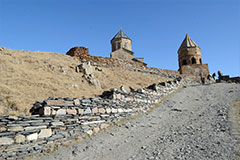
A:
0 77 186 159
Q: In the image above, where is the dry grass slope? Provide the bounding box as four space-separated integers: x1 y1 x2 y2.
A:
0 48 170 115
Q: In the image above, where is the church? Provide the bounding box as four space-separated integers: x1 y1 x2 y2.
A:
110 29 145 64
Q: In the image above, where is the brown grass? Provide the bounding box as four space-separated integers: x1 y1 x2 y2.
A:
0 47 170 115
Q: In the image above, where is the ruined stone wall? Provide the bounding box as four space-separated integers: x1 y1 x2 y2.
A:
66 47 180 79
66 47 90 58
0 77 191 159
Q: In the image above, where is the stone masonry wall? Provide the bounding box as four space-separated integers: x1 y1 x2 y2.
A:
180 64 209 77
0 77 192 159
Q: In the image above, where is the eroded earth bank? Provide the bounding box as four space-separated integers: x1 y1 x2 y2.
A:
39 83 240 160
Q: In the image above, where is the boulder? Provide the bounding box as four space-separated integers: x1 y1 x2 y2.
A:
0 137 14 145
38 129 52 139
26 133 38 141
15 134 25 143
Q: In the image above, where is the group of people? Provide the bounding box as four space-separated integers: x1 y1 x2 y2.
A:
200 70 223 84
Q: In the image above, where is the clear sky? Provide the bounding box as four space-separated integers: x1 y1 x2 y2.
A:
0 0 239 76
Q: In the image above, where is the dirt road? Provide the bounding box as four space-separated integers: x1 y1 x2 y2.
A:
39 83 240 160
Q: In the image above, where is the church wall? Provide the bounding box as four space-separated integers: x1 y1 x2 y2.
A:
179 64 209 77
110 49 134 61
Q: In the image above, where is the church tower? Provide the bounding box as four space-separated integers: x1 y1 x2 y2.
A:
178 34 202 69
111 29 132 52
178 34 209 76
110 29 134 61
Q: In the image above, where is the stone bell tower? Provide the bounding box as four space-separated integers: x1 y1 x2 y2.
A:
110 29 134 61
178 34 202 68
178 34 209 76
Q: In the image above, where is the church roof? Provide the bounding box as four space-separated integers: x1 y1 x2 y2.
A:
178 34 199 52
111 29 131 41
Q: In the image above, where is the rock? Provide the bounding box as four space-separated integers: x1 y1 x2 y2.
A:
120 86 128 93
91 79 101 88
8 126 24 132
14 134 25 143
73 99 80 105
147 83 158 91
113 93 122 100
86 130 93 136
24 125 47 131
112 108 118 113
7 116 18 120
38 129 52 139
0 126 7 132
0 137 14 145
98 108 106 114
106 108 112 113
66 108 77 115
72 83 79 88
78 108 84 115
51 121 64 127
82 120 105 125
84 107 92 115
26 133 38 141
46 100 65 106
52 109 56 115
65 100 74 106
100 123 110 129
93 127 100 134
118 108 124 113
39 107 51 116
81 99 91 103
137 88 145 94
92 107 99 114
159 82 166 86
171 108 182 112
95 67 103 71
78 62 94 76
56 109 66 115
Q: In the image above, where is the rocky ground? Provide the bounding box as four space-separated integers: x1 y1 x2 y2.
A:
39 83 240 160
0 47 170 115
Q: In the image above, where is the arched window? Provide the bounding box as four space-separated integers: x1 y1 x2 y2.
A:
182 59 187 65
191 57 196 64
117 42 121 49
199 58 202 64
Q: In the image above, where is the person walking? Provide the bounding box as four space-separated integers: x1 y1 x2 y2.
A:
218 70 223 80
207 74 212 81
212 73 216 80
200 75 205 84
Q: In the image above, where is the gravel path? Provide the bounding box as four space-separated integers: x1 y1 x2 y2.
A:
39 83 240 160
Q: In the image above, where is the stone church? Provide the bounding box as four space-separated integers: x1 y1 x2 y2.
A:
178 34 209 77
110 29 145 64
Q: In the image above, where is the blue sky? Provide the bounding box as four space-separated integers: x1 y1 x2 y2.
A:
0 0 239 76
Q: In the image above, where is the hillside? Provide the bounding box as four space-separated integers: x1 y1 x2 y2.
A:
0 47 171 115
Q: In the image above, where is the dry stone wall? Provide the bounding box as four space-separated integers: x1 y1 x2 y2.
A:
0 77 189 159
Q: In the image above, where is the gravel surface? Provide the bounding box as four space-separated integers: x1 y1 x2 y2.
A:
39 83 240 160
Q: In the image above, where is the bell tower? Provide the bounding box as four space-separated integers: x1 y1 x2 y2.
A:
178 34 202 69
177 34 209 76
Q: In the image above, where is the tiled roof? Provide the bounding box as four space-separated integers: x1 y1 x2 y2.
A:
111 29 130 40
178 34 199 52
